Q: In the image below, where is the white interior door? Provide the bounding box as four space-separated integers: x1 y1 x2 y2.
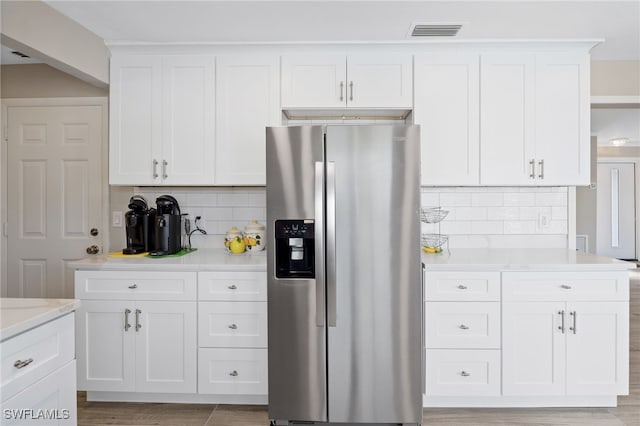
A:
7 104 104 298
596 162 636 259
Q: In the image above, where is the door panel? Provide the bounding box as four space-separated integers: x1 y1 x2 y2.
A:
7 105 104 298
325 125 422 423
265 126 327 422
597 162 636 259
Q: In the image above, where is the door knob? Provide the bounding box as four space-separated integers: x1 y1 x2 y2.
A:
90 228 99 236
86 245 99 255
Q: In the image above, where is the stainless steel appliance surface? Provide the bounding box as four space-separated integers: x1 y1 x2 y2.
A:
266 125 422 426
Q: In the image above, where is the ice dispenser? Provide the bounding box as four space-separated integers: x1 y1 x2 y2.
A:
274 220 315 278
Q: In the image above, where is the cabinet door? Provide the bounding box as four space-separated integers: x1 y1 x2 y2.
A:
502 302 565 395
414 54 480 185
109 55 162 185
480 54 535 185
76 300 135 392
281 55 346 108
534 54 590 185
565 302 629 395
134 301 197 393
216 56 280 185
162 55 216 185
346 55 413 108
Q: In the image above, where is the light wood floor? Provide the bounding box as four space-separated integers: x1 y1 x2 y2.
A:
77 269 640 426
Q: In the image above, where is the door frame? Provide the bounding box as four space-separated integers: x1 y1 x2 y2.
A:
598 157 640 260
1 97 109 297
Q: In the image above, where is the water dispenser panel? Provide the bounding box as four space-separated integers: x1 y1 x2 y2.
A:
275 220 315 279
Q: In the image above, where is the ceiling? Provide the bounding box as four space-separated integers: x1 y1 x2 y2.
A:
31 0 640 60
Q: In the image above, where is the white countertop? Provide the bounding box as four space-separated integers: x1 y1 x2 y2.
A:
0 298 81 341
422 248 637 271
70 248 267 271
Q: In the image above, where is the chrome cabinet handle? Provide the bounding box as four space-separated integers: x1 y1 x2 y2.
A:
529 159 535 179
153 159 159 179
558 310 565 334
124 308 132 331
339 81 344 101
162 160 168 179
459 324 469 330
228 324 238 330
14 358 34 369
128 284 137 289
349 81 354 101
569 311 577 334
538 159 545 179
228 284 237 290
135 309 142 332
229 370 238 377
460 371 470 377
457 284 468 290
561 284 572 290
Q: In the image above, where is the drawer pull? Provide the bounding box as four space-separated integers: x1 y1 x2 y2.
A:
14 358 34 369
124 308 132 331
229 370 239 377
228 285 238 290
459 324 469 330
228 324 238 330
128 284 138 289
457 284 468 290
460 371 470 377
561 284 572 290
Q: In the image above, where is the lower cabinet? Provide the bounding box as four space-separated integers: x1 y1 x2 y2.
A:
426 349 500 396
198 348 268 395
502 301 629 396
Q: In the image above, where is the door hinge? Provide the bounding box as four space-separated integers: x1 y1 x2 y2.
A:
2 222 8 237
3 125 7 141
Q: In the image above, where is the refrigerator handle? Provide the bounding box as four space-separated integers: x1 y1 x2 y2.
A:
314 162 326 327
326 161 337 327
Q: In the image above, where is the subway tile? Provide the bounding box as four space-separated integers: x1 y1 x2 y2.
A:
421 192 440 207
440 192 472 207
186 192 218 206
232 207 266 222
454 207 488 221
504 221 537 234
201 207 233 221
503 192 536 206
552 186 569 193
471 192 503 207
218 191 250 207
441 221 472 235
248 191 266 207
519 206 551 221
535 192 568 206
552 206 568 220
486 206 519 221
471 221 504 234
538 221 568 234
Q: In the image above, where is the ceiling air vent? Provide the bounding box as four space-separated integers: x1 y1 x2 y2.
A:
410 24 462 37
11 51 31 59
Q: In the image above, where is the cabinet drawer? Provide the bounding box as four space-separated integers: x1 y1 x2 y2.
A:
198 302 267 348
426 302 500 349
75 271 197 300
1 314 75 402
425 271 500 301
426 349 500 396
198 271 267 301
198 348 267 395
502 271 629 301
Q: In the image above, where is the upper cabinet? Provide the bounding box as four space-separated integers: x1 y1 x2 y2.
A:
110 55 216 185
414 54 480 186
215 56 280 185
281 54 413 109
416 50 590 186
480 53 590 186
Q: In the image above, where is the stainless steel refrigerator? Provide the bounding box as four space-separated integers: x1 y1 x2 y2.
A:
266 125 422 425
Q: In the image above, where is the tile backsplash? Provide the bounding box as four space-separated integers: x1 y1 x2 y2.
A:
127 186 569 250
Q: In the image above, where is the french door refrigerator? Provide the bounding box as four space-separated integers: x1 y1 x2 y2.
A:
266 125 422 425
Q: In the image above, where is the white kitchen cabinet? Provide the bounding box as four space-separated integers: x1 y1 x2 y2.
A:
109 55 215 185
198 348 268 395
281 54 412 109
480 53 590 186
502 270 629 397
414 54 480 186
215 56 280 185
75 271 198 394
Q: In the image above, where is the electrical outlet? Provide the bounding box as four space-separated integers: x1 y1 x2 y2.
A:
112 211 123 228
538 212 550 228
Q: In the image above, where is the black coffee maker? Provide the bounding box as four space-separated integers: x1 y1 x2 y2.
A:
150 195 182 256
123 196 156 254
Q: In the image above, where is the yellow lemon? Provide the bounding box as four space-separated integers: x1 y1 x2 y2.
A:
230 236 246 254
